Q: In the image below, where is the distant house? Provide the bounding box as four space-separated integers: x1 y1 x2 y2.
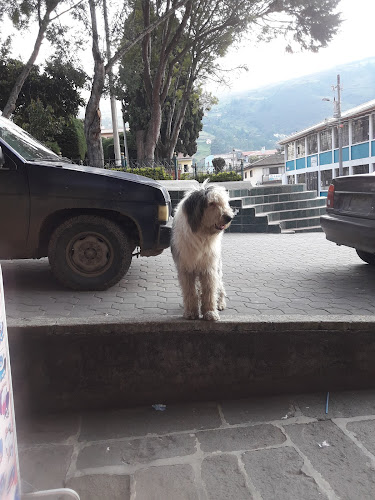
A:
101 128 124 139
243 153 285 185
242 148 278 164
177 153 194 174
278 99 375 196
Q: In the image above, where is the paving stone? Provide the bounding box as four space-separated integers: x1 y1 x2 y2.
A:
77 433 196 469
19 444 74 490
201 454 252 500
242 446 324 499
17 414 80 445
197 424 285 453
134 464 198 500
80 402 221 441
221 396 298 424
296 390 375 419
66 474 130 500
346 419 375 455
285 420 375 499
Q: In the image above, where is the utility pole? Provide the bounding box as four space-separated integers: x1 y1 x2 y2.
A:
333 74 343 177
103 0 122 167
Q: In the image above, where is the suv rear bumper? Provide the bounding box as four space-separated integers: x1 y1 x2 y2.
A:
321 213 375 254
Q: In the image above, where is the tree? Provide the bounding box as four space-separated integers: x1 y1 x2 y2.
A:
84 0 190 167
1 0 85 118
0 57 86 123
118 0 341 162
212 157 226 174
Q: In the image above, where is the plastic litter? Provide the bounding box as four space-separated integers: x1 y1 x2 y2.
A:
325 392 330 414
318 440 330 448
152 404 167 411
281 414 288 420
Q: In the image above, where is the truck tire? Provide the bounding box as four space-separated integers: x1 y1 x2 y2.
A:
48 215 132 290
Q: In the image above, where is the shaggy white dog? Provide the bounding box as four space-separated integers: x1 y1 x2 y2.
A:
171 180 235 321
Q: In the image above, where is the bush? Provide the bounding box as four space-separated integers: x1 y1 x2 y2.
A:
196 171 242 183
111 166 173 180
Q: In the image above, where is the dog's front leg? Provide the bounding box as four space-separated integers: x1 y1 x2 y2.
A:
200 270 220 321
217 258 226 311
179 270 200 320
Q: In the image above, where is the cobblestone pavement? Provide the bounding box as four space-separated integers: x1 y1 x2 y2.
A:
18 389 375 499
2 232 375 323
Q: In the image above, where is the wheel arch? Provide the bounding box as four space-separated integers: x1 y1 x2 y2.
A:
37 209 141 257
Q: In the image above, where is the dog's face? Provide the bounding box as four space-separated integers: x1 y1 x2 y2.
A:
183 184 235 235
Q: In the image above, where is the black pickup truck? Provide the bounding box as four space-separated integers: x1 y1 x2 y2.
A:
0 116 171 290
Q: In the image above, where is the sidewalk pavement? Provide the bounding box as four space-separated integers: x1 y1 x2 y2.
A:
18 388 375 499
2 232 375 324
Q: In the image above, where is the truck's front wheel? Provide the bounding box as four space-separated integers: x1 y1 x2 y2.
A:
48 215 132 290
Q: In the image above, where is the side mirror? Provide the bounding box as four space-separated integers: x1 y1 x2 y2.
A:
0 146 4 168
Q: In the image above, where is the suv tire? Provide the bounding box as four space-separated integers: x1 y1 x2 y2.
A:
356 249 375 266
48 215 132 290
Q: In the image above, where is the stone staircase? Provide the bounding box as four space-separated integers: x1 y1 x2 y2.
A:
163 181 326 234
226 184 326 234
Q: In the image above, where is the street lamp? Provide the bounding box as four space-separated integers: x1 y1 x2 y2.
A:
323 74 343 177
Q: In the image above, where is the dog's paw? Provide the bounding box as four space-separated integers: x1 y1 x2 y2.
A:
217 298 226 311
203 310 220 321
183 311 200 320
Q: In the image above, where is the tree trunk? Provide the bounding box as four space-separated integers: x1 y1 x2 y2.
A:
2 22 49 118
84 0 105 168
136 130 146 161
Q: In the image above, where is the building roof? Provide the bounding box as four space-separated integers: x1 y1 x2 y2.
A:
279 98 375 145
244 152 284 170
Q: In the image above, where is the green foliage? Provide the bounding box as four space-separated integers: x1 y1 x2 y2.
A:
14 98 64 147
212 157 226 174
111 166 173 180
57 117 87 161
196 171 242 183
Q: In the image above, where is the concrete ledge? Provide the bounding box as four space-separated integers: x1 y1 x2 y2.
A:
9 315 375 415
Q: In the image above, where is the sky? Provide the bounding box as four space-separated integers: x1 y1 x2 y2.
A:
208 0 374 95
3 0 374 100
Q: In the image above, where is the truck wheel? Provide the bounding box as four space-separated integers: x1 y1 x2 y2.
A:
356 249 375 266
48 215 132 290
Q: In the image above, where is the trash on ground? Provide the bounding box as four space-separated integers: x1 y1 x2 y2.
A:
281 414 288 419
152 404 167 411
318 440 330 448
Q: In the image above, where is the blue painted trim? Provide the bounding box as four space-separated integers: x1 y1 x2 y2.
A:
351 142 369 160
319 151 332 166
334 147 349 162
296 158 306 170
307 155 318 168
371 141 375 157
320 192 328 197
286 160 295 172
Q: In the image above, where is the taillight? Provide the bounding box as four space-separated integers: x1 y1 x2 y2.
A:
327 184 335 208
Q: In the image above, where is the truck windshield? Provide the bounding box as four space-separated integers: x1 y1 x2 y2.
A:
0 115 61 161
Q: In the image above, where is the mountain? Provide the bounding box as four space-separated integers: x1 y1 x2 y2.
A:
195 57 375 164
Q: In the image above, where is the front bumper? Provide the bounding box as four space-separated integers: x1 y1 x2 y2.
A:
320 213 375 254
140 221 172 257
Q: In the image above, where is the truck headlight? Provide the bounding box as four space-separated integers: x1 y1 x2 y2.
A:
158 205 169 222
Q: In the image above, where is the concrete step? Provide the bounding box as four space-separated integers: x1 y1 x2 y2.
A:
254 198 326 214
278 216 322 230
228 183 306 198
240 190 318 206
264 206 326 223
281 225 324 234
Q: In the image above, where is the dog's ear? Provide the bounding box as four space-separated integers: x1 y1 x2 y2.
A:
183 190 207 232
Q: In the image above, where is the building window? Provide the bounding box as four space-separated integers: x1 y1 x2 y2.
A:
296 138 305 158
319 129 332 152
373 115 375 139
352 117 369 144
287 175 295 184
353 164 369 175
335 167 349 177
287 142 295 160
297 173 305 184
184 164 188 173
334 122 349 148
269 167 279 175
321 169 333 187
250 170 253 177
245 171 248 179
306 171 318 192
307 133 318 155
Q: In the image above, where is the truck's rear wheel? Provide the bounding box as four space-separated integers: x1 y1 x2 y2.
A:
48 215 132 290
